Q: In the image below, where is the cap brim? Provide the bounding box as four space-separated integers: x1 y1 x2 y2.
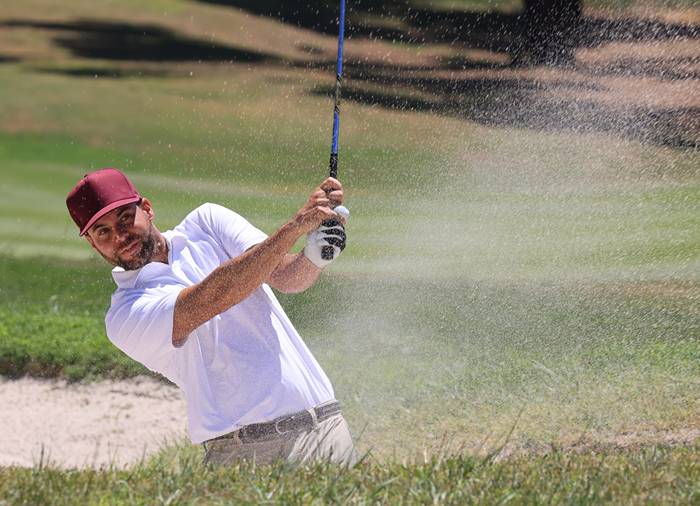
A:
79 196 141 236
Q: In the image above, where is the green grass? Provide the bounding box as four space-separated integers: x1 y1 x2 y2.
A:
1 442 700 505
0 256 145 380
1 252 697 454
0 0 698 485
586 0 700 10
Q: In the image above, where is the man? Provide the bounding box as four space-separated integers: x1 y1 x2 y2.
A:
66 167 356 467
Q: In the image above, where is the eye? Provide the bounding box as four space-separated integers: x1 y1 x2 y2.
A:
121 210 136 225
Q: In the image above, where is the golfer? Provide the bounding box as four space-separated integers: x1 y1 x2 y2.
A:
66 168 356 466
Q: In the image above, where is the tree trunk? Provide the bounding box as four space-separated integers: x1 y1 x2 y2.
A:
520 0 582 65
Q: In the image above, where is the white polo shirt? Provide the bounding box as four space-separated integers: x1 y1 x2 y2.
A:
105 203 335 444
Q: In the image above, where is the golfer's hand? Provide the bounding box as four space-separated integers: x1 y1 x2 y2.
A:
304 219 346 268
321 177 344 209
291 178 345 235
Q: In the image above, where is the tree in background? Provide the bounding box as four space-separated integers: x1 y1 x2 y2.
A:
198 0 584 67
519 0 582 65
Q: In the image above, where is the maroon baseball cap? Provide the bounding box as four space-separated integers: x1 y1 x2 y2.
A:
66 168 141 236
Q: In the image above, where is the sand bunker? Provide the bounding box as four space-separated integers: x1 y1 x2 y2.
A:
0 376 186 469
2 375 698 470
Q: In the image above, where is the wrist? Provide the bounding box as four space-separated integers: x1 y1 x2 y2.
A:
303 241 331 268
283 216 308 239
300 251 323 271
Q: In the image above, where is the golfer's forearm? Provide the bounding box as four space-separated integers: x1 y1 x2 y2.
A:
172 223 299 345
267 253 321 294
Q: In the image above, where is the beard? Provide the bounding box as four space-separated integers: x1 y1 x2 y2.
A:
113 226 159 271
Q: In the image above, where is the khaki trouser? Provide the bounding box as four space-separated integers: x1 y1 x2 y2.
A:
203 413 357 467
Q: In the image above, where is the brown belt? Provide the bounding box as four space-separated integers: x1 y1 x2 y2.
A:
208 401 342 443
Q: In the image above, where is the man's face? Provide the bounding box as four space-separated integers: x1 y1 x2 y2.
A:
86 199 159 270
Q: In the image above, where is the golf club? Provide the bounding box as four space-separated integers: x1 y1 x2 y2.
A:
328 0 349 222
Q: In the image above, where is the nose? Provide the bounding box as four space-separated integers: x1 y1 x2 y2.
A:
114 225 131 246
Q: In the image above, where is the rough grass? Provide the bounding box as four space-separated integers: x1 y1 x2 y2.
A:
0 0 698 475
1 253 698 455
1 442 699 505
0 256 145 380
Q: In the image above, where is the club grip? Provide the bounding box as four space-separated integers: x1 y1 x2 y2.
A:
329 152 338 179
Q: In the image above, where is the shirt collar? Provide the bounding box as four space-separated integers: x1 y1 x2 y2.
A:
111 230 186 289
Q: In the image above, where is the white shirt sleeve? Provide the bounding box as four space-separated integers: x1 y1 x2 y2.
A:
197 203 268 258
105 285 182 377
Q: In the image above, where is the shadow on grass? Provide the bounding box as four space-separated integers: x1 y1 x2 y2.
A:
314 79 699 149
197 1 699 74
36 66 176 79
193 1 699 148
2 11 696 146
0 19 276 63
578 55 700 81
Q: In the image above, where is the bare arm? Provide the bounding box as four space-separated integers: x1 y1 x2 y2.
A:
267 252 322 294
172 222 299 346
171 177 342 347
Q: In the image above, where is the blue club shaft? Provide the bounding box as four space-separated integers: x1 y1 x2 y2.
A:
329 0 346 179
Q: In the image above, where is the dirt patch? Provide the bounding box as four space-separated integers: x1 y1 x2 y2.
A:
1 375 699 469
0 110 59 135
591 281 700 312
587 6 700 27
618 281 700 299
0 376 186 469
494 425 700 461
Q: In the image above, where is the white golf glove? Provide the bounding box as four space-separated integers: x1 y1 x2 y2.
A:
303 219 346 268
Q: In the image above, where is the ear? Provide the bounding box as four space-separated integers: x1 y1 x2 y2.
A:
140 197 155 221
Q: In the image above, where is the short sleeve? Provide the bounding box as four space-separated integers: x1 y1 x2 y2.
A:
198 203 268 258
105 286 182 379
